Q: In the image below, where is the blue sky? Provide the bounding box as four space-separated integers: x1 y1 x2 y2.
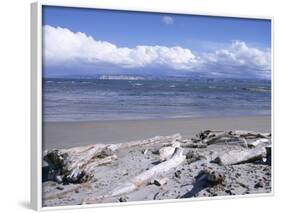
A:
42 6 271 79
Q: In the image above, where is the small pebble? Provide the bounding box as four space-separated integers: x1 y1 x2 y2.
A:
175 170 181 178
56 186 64 190
254 182 264 189
119 197 127 202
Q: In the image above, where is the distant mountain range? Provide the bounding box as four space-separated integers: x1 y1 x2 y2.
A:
98 75 145 80
43 74 271 84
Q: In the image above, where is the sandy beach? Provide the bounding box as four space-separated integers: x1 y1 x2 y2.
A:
43 115 271 150
42 115 272 207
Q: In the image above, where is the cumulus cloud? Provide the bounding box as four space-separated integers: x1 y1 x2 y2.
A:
43 25 271 78
43 25 200 70
201 41 271 77
162 16 174 25
204 41 270 69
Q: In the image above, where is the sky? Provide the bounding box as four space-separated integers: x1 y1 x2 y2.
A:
42 6 272 79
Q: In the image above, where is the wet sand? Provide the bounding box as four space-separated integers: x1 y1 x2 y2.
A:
43 115 271 150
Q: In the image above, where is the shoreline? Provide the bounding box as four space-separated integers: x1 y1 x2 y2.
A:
43 115 271 150
44 113 271 124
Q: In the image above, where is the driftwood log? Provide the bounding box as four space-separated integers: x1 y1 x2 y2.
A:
195 130 271 147
120 133 181 149
248 138 270 148
159 141 181 161
229 130 271 139
214 146 267 165
83 147 186 204
66 155 118 183
202 132 246 146
44 144 119 183
44 134 182 184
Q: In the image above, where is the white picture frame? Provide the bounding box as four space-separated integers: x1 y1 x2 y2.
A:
31 1 274 210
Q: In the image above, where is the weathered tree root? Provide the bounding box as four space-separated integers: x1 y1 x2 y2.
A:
44 144 119 184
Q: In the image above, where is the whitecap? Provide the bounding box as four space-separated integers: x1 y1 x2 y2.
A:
134 83 143 86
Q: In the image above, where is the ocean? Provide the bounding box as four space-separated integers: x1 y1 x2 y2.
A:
43 78 271 122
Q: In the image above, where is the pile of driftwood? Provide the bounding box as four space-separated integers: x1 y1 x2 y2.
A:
44 134 182 184
185 130 271 165
43 130 271 204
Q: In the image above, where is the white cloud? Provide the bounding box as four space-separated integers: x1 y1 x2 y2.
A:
162 16 174 25
43 25 271 78
201 41 271 77
43 25 200 70
205 41 270 69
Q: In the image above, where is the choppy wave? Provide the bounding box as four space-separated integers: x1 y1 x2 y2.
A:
43 78 271 122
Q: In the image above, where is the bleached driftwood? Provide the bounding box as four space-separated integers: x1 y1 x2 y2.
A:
214 146 267 165
230 130 271 139
83 147 185 204
66 155 118 183
152 177 170 186
181 142 207 149
202 132 238 145
159 146 176 162
196 130 224 139
44 134 182 184
44 144 119 183
159 141 181 161
197 130 236 145
113 147 185 196
197 130 270 147
120 133 182 149
185 150 208 164
248 138 270 148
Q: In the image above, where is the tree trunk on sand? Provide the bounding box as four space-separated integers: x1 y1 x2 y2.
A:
214 146 266 165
